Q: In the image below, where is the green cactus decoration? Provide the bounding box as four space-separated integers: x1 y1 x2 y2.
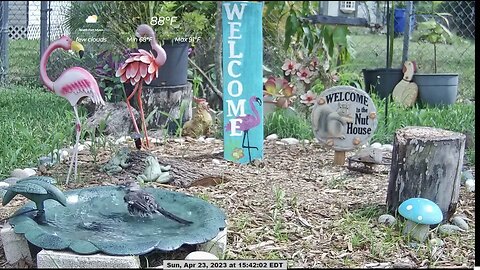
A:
2 176 67 224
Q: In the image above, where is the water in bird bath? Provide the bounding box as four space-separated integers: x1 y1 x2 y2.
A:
8 186 226 255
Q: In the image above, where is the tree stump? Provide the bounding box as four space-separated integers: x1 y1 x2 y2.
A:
386 126 466 222
141 83 193 131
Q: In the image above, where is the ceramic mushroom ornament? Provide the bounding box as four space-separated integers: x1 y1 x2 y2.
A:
398 198 443 242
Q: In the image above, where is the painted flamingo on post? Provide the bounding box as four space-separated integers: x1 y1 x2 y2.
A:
115 24 166 148
225 96 262 163
40 36 105 185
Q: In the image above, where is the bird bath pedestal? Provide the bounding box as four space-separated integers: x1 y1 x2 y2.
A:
1 186 227 268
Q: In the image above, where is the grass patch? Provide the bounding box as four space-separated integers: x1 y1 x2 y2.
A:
0 86 76 177
7 39 42 87
370 93 475 164
336 205 405 260
264 110 314 140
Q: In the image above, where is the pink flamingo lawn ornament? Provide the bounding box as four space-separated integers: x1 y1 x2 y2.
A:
115 24 167 148
40 36 105 185
225 96 262 163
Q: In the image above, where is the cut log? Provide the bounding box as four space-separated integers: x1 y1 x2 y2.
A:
141 83 193 131
386 126 466 222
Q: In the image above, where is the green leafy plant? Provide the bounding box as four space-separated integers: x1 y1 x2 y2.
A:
412 15 453 73
264 1 354 90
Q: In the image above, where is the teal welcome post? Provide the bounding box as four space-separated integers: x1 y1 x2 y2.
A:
222 2 264 164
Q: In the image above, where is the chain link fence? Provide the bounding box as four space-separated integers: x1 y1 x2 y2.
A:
0 1 70 86
263 1 475 101
1 1 475 100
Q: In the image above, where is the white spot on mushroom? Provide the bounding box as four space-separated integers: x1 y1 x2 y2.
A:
425 205 433 212
418 216 423 221
406 205 413 211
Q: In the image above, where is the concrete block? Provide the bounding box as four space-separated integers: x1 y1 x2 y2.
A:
0 223 33 265
198 226 227 259
37 250 141 268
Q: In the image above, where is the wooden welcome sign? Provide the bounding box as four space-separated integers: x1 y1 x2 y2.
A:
222 2 264 164
311 86 378 164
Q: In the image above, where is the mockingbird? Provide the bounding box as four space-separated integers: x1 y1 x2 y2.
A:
121 181 193 225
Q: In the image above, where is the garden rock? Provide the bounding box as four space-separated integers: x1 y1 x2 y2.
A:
438 224 464 235
85 101 139 137
11 168 36 179
465 179 475 192
461 170 474 185
185 251 219 260
377 214 396 226
371 142 382 149
429 238 444 247
266 134 279 141
281 138 299 145
38 156 58 167
381 144 394 152
451 216 469 230
205 137 216 143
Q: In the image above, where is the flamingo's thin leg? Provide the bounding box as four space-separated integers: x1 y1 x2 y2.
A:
126 83 141 136
66 105 81 185
137 84 150 148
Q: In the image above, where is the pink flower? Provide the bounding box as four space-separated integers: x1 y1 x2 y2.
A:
309 57 319 71
297 67 312 84
282 59 301 76
300 90 317 106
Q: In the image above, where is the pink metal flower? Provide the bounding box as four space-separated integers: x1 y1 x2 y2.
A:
282 59 301 76
300 90 317 106
297 67 312 84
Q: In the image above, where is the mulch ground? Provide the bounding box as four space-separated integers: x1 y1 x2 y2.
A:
0 138 475 268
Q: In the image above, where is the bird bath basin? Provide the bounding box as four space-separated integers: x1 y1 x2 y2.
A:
7 186 227 256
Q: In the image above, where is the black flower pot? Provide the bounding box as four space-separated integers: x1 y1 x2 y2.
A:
137 40 189 87
362 68 403 99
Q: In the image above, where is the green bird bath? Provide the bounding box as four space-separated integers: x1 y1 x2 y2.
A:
7 186 227 256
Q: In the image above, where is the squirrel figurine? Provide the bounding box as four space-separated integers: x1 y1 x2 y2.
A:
182 97 214 138
311 98 353 141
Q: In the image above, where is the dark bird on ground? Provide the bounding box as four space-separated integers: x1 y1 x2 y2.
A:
121 181 193 225
2 176 67 223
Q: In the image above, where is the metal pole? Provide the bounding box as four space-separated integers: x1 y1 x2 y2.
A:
0 1 9 85
401 1 413 63
40 1 49 62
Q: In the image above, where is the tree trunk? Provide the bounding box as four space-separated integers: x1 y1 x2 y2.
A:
214 1 223 101
141 83 193 131
386 126 466 222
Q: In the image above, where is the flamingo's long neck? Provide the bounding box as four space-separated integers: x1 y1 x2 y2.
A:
150 38 167 66
40 41 58 91
250 97 260 121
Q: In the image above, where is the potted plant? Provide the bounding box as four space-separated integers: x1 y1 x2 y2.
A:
362 1 403 99
411 15 458 106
